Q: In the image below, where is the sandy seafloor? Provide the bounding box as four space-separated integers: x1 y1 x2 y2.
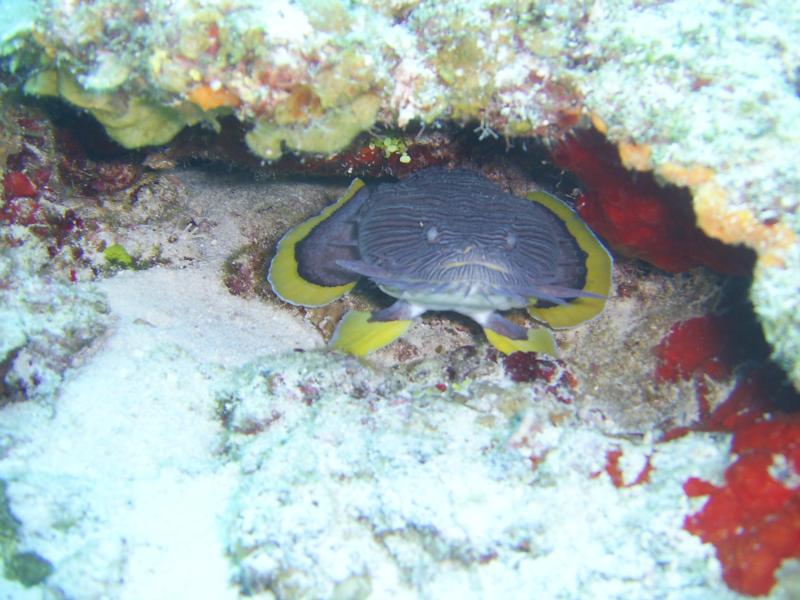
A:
0 168 798 599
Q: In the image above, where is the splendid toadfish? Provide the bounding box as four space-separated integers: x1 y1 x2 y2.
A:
268 167 612 356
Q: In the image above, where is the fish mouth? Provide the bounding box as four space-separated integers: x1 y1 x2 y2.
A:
440 259 510 274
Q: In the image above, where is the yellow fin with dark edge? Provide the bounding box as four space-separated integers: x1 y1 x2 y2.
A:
268 179 364 307
484 327 559 357
330 310 412 356
525 191 613 328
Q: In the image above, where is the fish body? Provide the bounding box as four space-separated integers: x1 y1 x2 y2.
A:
269 168 612 356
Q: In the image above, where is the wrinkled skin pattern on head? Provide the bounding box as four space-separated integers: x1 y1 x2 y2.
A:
342 168 589 310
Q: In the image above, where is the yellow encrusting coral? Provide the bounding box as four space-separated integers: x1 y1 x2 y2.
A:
656 162 715 187
617 141 652 172
694 181 797 269
26 70 190 148
245 94 380 159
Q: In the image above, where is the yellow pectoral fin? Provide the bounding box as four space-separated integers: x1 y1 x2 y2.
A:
526 191 613 328
528 295 607 330
268 179 364 307
484 327 559 357
330 311 412 357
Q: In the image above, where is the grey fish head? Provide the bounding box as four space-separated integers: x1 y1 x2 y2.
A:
349 168 590 309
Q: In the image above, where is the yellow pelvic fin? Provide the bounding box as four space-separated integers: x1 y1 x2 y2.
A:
330 310 412 357
525 191 613 329
268 179 365 307
484 327 559 357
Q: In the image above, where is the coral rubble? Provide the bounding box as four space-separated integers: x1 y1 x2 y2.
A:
0 227 109 403
219 352 734 598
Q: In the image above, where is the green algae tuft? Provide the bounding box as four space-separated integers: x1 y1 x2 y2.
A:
4 551 53 587
104 243 134 268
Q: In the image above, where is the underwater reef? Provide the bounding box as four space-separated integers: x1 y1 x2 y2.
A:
1 0 798 390
1 0 800 598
